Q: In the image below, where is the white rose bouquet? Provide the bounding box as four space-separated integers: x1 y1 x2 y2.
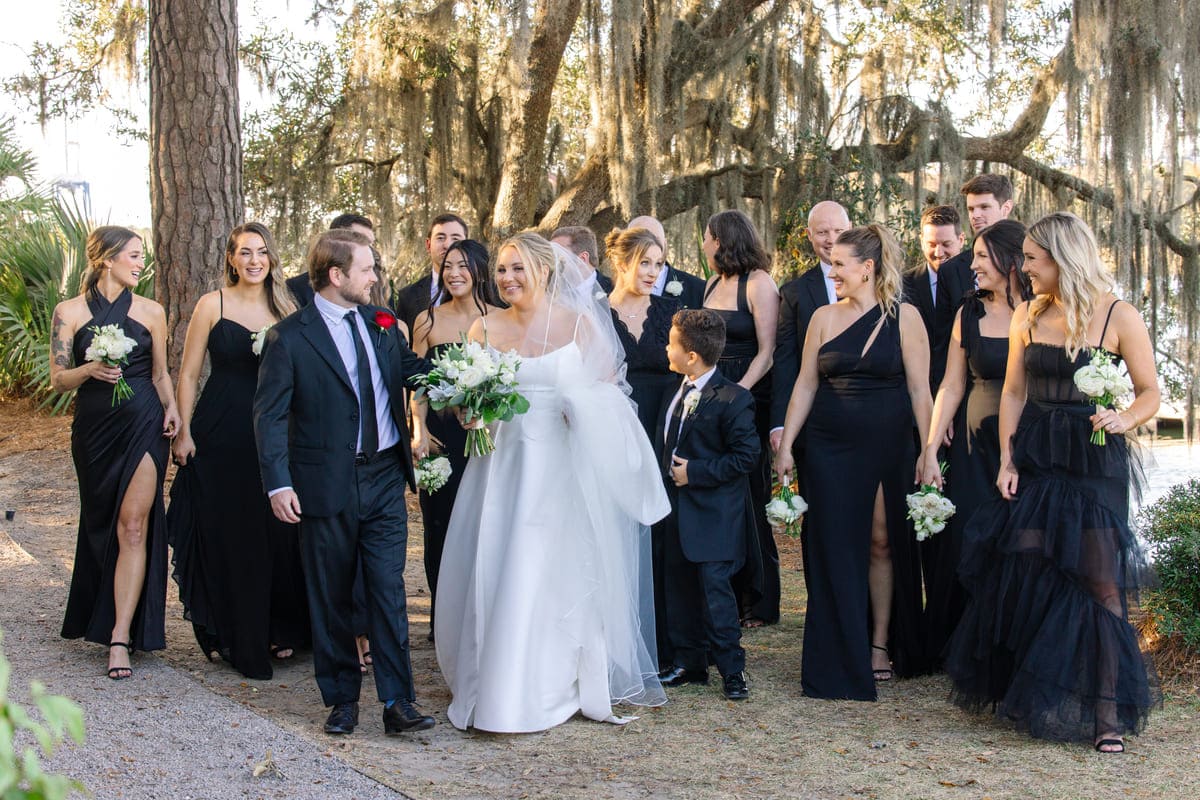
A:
414 454 453 493
906 481 956 542
765 480 808 538
1072 348 1133 445
251 325 270 356
84 324 138 407
412 337 530 457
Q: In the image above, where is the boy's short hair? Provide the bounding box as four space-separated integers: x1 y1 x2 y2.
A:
960 173 1013 204
672 309 726 366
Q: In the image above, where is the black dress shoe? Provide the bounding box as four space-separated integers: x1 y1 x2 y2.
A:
722 671 749 700
657 665 709 687
323 701 359 734
383 700 436 734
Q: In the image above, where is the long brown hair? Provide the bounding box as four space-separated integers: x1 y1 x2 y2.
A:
225 222 296 320
84 226 141 300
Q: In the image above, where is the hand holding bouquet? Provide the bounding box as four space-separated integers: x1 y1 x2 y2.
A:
84 324 138 407
765 480 808 538
1073 348 1133 445
415 455 453 493
413 337 530 457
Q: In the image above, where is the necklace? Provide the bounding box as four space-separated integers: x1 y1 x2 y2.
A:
619 299 649 319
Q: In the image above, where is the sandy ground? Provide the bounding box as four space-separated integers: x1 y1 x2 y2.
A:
1 396 1198 800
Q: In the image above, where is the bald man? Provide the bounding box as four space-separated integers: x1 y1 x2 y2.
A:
627 215 707 309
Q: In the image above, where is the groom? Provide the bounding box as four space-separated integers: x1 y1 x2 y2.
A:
254 228 435 736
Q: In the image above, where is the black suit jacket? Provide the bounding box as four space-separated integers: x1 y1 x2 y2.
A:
286 273 315 308
655 371 760 563
595 270 614 294
393 274 433 337
902 256 973 392
253 302 430 517
770 266 831 429
658 262 707 309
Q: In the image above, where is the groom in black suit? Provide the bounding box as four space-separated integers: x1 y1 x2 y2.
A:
254 229 435 736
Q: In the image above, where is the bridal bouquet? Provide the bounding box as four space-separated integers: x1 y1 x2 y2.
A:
84 324 137 407
1073 348 1133 445
415 454 452 493
250 325 271 356
906 477 956 542
412 337 530 457
765 481 808 538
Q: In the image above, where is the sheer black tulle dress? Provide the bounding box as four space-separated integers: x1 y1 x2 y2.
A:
418 340 471 636
945 302 1159 741
62 289 169 651
167 301 309 679
801 305 927 700
925 296 1009 665
704 273 778 624
613 293 680 665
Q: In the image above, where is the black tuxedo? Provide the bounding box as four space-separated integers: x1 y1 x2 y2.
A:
657 262 707 309
595 270 614 294
902 255 973 393
253 301 430 707
770 266 831 429
286 273 315 308
393 274 433 336
654 370 759 678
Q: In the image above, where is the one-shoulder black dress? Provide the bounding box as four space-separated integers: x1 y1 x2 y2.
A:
945 301 1159 741
62 289 169 651
168 298 309 678
800 305 927 700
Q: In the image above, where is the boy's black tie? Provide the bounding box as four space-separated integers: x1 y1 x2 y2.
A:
662 379 691 475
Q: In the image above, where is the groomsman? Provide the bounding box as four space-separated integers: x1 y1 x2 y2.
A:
254 229 435 736
393 213 468 334
550 225 614 293
288 213 376 307
627 215 707 308
903 204 969 393
936 173 1017 313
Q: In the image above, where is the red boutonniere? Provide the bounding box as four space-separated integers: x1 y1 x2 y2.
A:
373 310 396 335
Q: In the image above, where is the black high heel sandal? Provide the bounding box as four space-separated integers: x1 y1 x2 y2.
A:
871 644 892 682
107 642 133 680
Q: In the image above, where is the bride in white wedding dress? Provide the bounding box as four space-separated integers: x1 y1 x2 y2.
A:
434 232 670 733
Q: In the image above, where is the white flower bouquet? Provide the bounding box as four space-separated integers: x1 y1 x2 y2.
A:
412 337 530 457
1072 348 1133 445
84 324 138 406
906 484 956 542
415 454 453 493
765 481 808 538
251 325 270 356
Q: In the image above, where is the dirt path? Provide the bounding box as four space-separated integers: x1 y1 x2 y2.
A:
1 397 1197 800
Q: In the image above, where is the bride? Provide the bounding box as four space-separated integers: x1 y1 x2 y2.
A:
434 232 670 733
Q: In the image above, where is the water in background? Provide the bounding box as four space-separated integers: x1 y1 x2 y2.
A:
1139 438 1198 510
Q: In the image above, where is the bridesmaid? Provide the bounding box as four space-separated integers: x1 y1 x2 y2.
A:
51 226 180 679
410 239 499 641
920 219 1031 665
701 210 780 627
774 224 932 700
168 222 310 679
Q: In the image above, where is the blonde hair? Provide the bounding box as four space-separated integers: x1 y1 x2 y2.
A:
225 222 296 320
836 224 904 317
496 232 555 293
604 227 661 286
84 226 141 300
1024 212 1114 359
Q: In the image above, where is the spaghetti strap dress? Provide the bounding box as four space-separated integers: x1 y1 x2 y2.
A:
945 300 1160 741
62 288 169 651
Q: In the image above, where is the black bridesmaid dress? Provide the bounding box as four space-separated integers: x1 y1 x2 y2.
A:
801 305 927 700
704 273 778 625
924 297 1009 665
62 289 169 651
945 301 1159 742
167 295 309 679
418 340 472 636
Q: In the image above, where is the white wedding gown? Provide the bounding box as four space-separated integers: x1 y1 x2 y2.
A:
435 342 670 732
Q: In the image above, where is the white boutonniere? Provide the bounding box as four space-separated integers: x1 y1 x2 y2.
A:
682 388 701 417
665 279 683 297
250 325 271 356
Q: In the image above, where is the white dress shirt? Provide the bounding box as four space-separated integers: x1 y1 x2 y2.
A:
928 266 939 305
663 366 717 454
820 262 837 305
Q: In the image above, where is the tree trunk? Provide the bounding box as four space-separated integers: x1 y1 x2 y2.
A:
148 0 243 369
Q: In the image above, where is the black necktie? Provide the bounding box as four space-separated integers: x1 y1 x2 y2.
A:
345 311 379 457
662 381 690 475
935 271 950 315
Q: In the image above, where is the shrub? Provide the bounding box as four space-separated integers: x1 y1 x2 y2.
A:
1138 479 1200 652
0 628 86 799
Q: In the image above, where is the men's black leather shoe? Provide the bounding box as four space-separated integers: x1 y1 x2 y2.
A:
722 671 749 700
657 665 709 687
323 701 359 734
383 700 436 734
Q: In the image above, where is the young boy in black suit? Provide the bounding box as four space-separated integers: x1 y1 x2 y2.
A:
656 309 761 700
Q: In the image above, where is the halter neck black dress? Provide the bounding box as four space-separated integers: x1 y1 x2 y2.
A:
62 289 168 651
